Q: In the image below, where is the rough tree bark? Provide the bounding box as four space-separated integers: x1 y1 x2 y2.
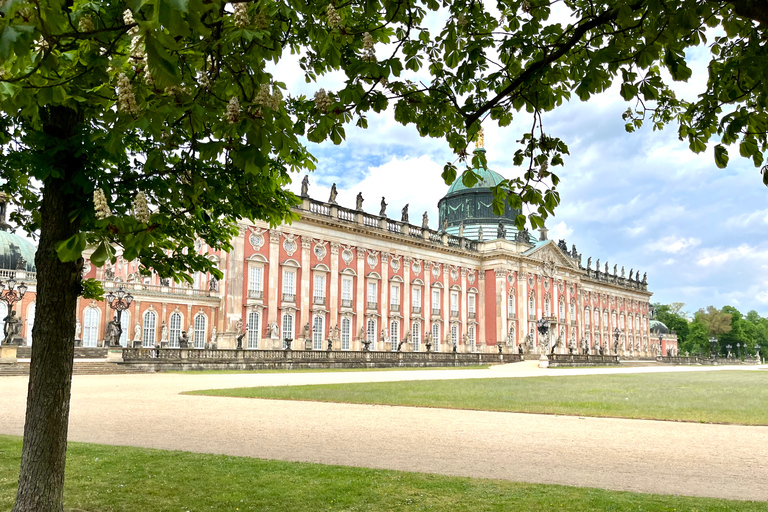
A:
12 106 83 512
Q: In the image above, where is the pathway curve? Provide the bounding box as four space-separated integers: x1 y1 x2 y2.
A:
1 364 766 502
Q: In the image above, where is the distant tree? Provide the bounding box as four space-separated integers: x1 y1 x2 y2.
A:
682 320 710 355
653 302 689 345
696 306 733 338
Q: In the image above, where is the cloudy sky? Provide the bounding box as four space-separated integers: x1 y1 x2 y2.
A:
278 38 768 319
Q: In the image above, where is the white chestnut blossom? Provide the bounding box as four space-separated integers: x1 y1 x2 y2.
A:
133 191 151 224
521 0 531 13
456 14 467 26
314 88 332 112
130 35 145 62
78 15 94 33
197 71 211 90
93 189 112 219
233 3 249 28
362 32 375 62
326 4 341 28
117 73 139 114
124 9 139 35
226 96 241 123
255 84 282 110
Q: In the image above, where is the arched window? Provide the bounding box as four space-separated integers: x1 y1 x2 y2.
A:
594 309 599 327
341 317 351 350
169 312 182 348
612 311 617 328
366 318 376 351
390 320 399 351
281 313 294 349
312 315 324 350
194 314 206 348
26 302 36 345
432 323 440 352
119 311 130 347
412 321 420 352
247 311 260 349
585 308 590 326
468 325 476 352
620 314 625 330
143 311 157 347
83 308 99 347
451 324 458 348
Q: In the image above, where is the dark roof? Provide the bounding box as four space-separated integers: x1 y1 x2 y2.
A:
0 231 36 272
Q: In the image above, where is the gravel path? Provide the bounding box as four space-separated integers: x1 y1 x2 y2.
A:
1 364 766 502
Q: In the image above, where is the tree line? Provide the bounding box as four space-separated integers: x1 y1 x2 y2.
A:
653 303 768 357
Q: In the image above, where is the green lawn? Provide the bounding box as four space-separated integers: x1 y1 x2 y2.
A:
190 370 768 425
0 436 764 511
165 365 490 374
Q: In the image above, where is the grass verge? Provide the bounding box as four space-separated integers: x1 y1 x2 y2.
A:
164 365 490 374
0 435 765 511
189 370 768 425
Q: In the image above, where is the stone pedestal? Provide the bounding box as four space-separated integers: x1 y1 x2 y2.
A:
0 345 18 364
106 348 124 362
538 353 549 368
303 337 312 351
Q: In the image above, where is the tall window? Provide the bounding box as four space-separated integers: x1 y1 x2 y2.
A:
367 319 376 350
570 301 575 319
612 311 617 328
314 274 326 302
544 296 550 316
559 300 564 320
603 311 608 327
312 315 324 350
432 323 440 351
194 314 206 348
529 294 535 316
411 287 420 308
341 277 353 304
620 314 625 330
585 308 590 326
450 291 459 314
247 311 260 349
390 320 399 349
451 324 458 348
282 269 296 299
83 308 99 347
469 294 476 315
593 309 599 327
119 311 130 347
282 313 294 348
248 267 263 297
341 317 351 350
412 321 420 352
367 282 377 306
468 325 476 352
390 284 400 307
508 294 516 317
432 289 440 311
143 311 157 347
169 312 182 348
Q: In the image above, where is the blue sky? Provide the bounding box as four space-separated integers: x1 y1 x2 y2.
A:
281 54 768 319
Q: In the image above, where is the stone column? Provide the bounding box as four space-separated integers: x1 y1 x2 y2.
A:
403 257 412 343
477 270 485 348
424 262 432 348
329 242 340 332
443 265 451 349
300 236 312 339
460 267 469 349
355 247 365 349
381 253 390 334
268 229 280 327
494 268 507 349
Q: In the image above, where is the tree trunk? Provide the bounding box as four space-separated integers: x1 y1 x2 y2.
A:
13 106 83 512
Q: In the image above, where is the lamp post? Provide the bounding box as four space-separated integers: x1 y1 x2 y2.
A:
537 317 550 368
736 343 741 359
0 276 27 345
658 333 663 356
725 344 732 358
105 285 133 347
709 337 718 360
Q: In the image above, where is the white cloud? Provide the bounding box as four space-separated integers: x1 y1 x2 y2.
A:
725 208 768 229
548 221 573 241
696 244 768 267
645 236 701 254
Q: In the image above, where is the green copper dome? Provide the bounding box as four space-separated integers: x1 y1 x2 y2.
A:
0 230 36 272
438 149 527 242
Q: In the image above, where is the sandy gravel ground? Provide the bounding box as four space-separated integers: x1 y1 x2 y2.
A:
1 364 766 502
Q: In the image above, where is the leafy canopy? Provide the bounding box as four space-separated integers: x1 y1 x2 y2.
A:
2 0 768 289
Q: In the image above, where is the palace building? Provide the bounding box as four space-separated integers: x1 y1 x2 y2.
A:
0 150 679 357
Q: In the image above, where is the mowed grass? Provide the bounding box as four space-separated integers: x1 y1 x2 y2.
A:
190 370 768 425
0 436 765 512
164 365 490 375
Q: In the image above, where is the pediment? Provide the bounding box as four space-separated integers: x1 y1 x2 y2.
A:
524 241 579 273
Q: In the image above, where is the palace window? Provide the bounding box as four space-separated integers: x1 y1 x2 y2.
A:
432 289 440 313
585 308 590 326
367 282 377 308
341 277 353 306
281 313 294 348
412 321 421 352
468 294 476 316
119 311 130 347
313 274 326 303
411 287 421 310
432 323 440 351
367 318 376 350
247 311 260 349
450 291 459 315
194 314 206 348
390 320 399 349
341 317 351 350
529 294 535 316
282 269 296 301
248 267 263 297
559 300 564 320
544 296 551 316
570 301 575 319
83 308 99 348
468 325 476 352
390 284 400 308
312 315 324 350
143 311 157 348
169 312 182 348
451 324 459 347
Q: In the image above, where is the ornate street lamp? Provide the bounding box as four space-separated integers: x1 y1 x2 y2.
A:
709 337 718 360
0 275 27 345
536 317 550 365
726 344 732 358
736 343 741 359
105 285 133 347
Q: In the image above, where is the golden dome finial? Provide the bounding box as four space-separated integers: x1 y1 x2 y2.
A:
475 128 484 149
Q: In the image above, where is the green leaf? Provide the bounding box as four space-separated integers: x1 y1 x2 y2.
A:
714 144 729 169
90 242 111 266
55 233 87 262
145 32 181 88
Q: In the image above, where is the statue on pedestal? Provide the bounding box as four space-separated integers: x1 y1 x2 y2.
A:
422 212 429 229
379 197 387 217
300 175 309 197
75 319 81 341
355 192 364 210
104 315 122 347
133 323 141 344
161 321 169 343
401 204 409 223
328 183 338 205
178 331 189 348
